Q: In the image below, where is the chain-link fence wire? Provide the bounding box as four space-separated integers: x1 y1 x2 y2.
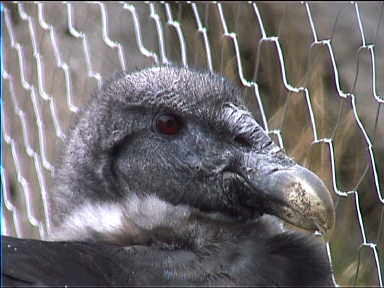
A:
2 2 383 286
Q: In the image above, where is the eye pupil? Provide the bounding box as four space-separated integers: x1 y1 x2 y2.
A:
156 114 182 135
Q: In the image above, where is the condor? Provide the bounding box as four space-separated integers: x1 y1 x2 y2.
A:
3 66 335 287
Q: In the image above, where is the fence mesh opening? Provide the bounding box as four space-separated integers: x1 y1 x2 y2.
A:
2 2 383 286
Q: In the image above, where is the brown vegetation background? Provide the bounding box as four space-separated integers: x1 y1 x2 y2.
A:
2 2 383 286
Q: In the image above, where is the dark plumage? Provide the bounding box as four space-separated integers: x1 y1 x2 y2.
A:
3 66 335 286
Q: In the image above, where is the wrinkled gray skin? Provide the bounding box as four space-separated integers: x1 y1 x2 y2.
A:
49 66 335 286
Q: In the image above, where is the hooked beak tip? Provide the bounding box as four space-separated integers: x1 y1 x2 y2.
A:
251 165 335 237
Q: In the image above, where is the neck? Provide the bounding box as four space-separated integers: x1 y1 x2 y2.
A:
102 213 279 286
49 193 262 246
48 195 332 286
109 215 331 286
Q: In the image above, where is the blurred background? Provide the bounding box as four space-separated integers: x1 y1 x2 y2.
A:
2 2 383 286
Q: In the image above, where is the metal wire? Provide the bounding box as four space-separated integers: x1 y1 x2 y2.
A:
2 2 383 286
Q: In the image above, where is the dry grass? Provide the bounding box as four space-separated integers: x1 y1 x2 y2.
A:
2 2 383 286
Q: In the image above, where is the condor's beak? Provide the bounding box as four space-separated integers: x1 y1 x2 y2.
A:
256 165 334 235
237 161 335 237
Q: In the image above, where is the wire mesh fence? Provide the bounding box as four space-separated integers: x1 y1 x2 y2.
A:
2 2 383 286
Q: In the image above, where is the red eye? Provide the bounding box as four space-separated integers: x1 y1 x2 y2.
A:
155 113 183 135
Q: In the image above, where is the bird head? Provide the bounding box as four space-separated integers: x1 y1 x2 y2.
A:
50 66 334 244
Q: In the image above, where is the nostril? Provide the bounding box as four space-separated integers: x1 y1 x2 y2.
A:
270 167 279 174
